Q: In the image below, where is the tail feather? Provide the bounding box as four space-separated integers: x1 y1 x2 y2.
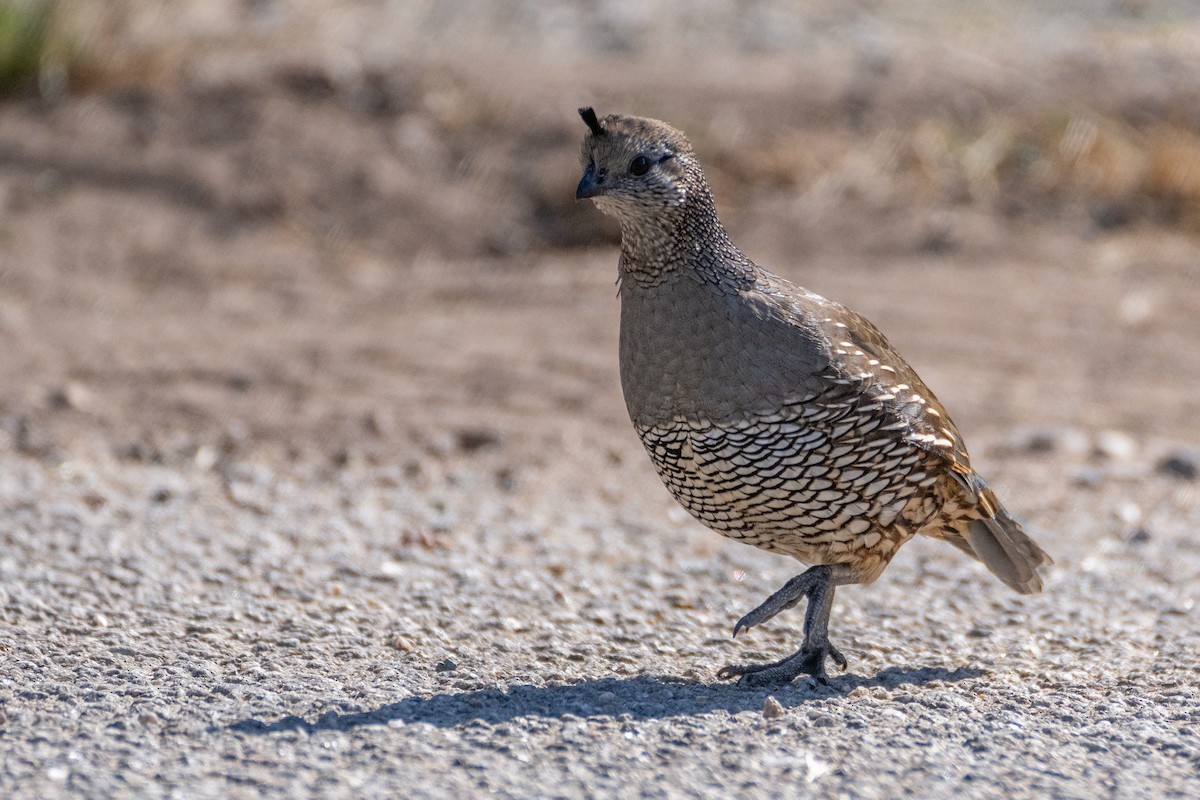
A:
965 508 1052 595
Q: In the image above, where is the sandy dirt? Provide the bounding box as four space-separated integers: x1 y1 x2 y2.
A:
1 2 1199 798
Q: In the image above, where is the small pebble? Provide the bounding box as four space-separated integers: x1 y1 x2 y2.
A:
1071 467 1105 489
435 659 457 673
1115 502 1141 526
1124 527 1152 544
1117 290 1156 326
456 428 501 453
194 445 219 471
48 381 94 411
1157 451 1198 481
1014 430 1057 454
1001 427 1089 457
81 491 106 511
1093 430 1138 462
762 696 786 719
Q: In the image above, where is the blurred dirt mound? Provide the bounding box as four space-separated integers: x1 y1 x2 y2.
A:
1 17 1199 465
7 30 1200 265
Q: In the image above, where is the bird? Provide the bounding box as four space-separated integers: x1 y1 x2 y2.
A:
574 107 1052 686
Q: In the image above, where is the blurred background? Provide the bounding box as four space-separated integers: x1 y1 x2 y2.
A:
4 7 1200 794
0 0 1198 480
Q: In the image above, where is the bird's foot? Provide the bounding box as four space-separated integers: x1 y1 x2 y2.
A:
716 641 847 687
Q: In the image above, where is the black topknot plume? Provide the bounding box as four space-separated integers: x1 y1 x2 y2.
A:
579 107 605 137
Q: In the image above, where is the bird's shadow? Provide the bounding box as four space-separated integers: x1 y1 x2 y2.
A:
227 666 982 735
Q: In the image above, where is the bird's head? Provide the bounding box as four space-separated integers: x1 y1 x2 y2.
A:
575 107 706 226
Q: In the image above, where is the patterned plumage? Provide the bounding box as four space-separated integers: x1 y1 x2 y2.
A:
576 107 1052 685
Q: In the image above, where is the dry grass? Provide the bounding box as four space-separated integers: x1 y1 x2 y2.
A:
0 0 68 97
726 111 1200 234
0 0 185 99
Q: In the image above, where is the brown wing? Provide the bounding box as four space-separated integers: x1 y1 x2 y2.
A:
815 299 1052 591
813 301 978 479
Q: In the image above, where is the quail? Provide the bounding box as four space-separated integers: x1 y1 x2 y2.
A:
575 107 1052 686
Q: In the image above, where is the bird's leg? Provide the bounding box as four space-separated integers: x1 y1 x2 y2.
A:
728 566 829 637
717 564 853 686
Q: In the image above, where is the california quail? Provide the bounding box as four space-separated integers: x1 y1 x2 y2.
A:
575 107 1052 686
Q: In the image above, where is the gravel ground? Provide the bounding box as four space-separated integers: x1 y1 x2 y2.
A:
2 422 1198 798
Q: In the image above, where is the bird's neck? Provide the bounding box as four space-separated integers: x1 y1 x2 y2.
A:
615 192 753 289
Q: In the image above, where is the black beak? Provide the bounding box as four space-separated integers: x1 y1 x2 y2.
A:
576 165 604 200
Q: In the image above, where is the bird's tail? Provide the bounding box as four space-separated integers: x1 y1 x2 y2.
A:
965 505 1052 595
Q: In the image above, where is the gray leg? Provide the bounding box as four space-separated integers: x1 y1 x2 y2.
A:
717 564 854 686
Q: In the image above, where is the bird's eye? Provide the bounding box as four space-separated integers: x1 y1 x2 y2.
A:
629 156 650 176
